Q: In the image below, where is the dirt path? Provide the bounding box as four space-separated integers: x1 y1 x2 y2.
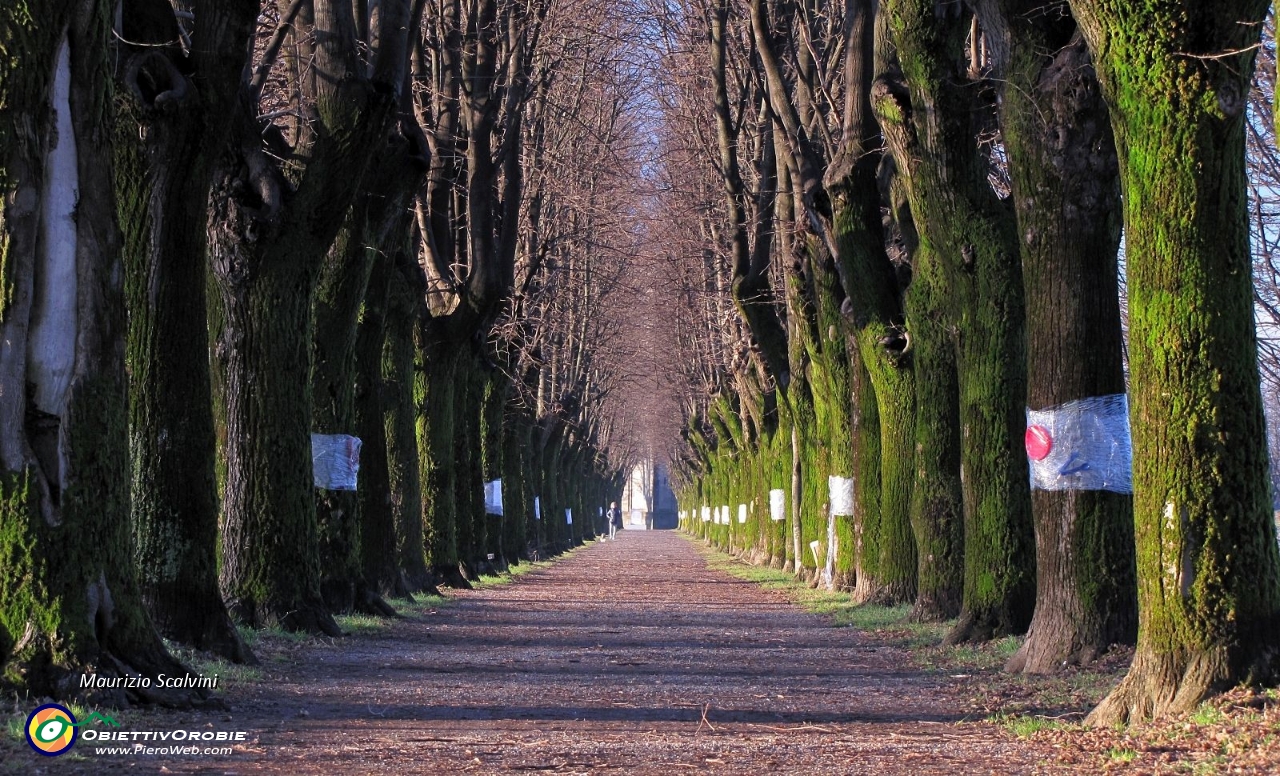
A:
57 531 1054 774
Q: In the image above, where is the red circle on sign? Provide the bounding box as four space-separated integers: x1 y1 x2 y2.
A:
1025 425 1053 461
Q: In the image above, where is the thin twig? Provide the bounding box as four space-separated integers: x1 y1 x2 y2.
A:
111 28 181 48
1175 42 1262 61
696 702 716 733
249 0 308 103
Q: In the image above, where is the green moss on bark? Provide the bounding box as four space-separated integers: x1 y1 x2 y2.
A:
1070 0 1280 724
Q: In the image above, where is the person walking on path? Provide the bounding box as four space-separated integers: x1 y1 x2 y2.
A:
607 502 621 540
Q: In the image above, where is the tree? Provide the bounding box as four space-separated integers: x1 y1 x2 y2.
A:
211 0 414 634
412 0 549 582
875 0 1036 642
112 0 255 664
382 253 435 591
975 0 1136 673
0 0 205 705
1067 0 1280 723
311 120 427 612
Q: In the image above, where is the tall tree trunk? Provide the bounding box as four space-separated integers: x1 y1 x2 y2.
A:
383 258 434 592
351 242 409 601
213 238 340 635
876 0 1035 642
981 2 1135 674
1 2 206 705
898 180 965 620
453 355 488 575
1068 0 1280 724
418 329 470 588
501 408 531 563
849 347 880 594
211 105 389 633
311 134 422 614
481 371 509 569
211 0 409 635
112 0 255 664
312 207 373 613
829 0 919 607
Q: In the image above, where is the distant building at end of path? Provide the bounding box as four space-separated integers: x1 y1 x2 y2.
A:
621 459 678 529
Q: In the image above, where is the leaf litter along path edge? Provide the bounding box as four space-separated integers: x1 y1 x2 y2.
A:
55 531 1057 775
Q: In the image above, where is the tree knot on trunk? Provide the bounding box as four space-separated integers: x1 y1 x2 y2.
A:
1214 78 1245 119
879 326 911 358
124 52 189 114
871 76 916 161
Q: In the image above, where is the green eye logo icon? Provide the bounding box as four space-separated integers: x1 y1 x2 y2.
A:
25 703 78 756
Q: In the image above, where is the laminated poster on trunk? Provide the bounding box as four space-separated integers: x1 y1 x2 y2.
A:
1025 393 1132 493
769 488 786 521
828 475 854 517
534 496 541 520
565 508 573 525
484 479 503 515
738 504 747 523
311 433 362 491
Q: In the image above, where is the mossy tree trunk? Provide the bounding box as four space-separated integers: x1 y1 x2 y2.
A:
417 328 469 588
480 369 508 571
850 349 881 593
981 1 1135 674
311 126 424 614
111 0 254 663
350 241 408 601
383 257 434 592
826 0 918 607
876 0 1035 643
749 0 916 598
1068 0 1280 724
501 407 532 563
453 355 488 575
0 1 207 705
313 202 376 613
900 204 965 621
212 0 411 634
872 124 963 621
806 247 859 591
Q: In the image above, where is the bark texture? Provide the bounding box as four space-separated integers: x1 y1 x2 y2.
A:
978 1 1135 674
1068 0 1280 724
112 0 256 664
876 0 1035 642
1 1 209 705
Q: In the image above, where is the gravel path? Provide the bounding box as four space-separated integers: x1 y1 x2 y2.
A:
50 531 1055 775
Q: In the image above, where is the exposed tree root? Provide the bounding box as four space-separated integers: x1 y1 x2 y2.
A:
1005 621 1105 674
189 611 258 666
352 587 399 618
943 607 1024 646
229 597 342 637
831 570 855 592
908 592 960 624
320 581 357 614
855 578 915 607
852 575 881 605
435 565 473 590
402 568 441 597
1086 646 1270 726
